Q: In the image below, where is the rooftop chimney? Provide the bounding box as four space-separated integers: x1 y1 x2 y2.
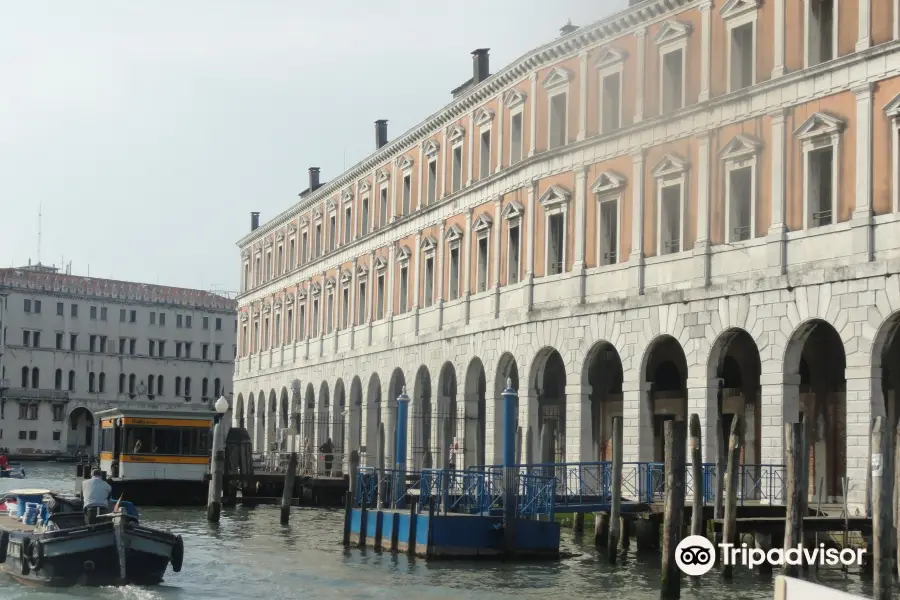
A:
308 167 321 192
375 120 388 149
250 212 260 231
560 20 578 36
472 48 490 84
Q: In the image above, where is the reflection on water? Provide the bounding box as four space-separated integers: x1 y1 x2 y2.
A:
0 463 876 600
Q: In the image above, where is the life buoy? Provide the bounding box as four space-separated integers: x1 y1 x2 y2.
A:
0 531 8 563
23 538 44 571
171 535 184 573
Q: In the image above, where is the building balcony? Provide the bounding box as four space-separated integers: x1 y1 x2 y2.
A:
3 387 70 402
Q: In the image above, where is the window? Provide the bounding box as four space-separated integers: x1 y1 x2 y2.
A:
312 299 320 337
399 265 409 313
90 306 97 320
150 312 156 325
286 309 294 343
119 338 127 355
277 244 284 273
55 369 62 390
176 342 183 358
89 372 96 393
99 372 106 393
148 374 156 396
89 335 97 352
52 405 64 421
202 343 209 360
214 378 222 398
342 287 350 329
31 368 39 389
185 341 192 358
176 314 183 328
479 130 491 180
20 367 28 388
149 339 156 356
23 299 31 313
289 237 296 269
129 338 136 355
510 112 523 164
427 160 437 205
202 378 209 399
807 147 834 227
70 333 77 351
55 332 63 350
402 174 411 215
729 21 755 91
175 377 182 396
806 0 835 67
29 431 37 441
301 231 309 263
540 186 570 276
158 375 165 396
243 262 250 291
326 292 334 333
380 187 388 228
119 374 126 394
601 71 622 133
56 302 63 316
548 93 567 150
361 198 370 234
660 185 683 254
599 197 619 264
215 317 222 331
376 273 385 320
508 224 521 284
203 316 209 330
329 214 336 251
71 304 78 318
314 224 322 257
661 49 684 113
18 431 25 441
100 307 107 321
452 145 463 192
21 331 29 347
275 312 282 346
252 320 259 352
344 207 352 243
159 312 165 326
423 256 434 308
34 300 41 314
99 335 107 353
449 246 460 300
796 112 843 230
299 304 306 340
120 308 127 322
255 255 261 284
476 237 489 292
159 341 166 356
241 325 248 355
266 251 272 279
358 281 367 324
68 370 75 391
185 315 191 328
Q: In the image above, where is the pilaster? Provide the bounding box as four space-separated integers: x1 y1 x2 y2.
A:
698 1 712 102
634 28 647 123
525 180 537 311
529 72 538 157
772 0 786 78
573 165 588 304
577 51 589 141
629 149 646 295
767 108 788 277
694 131 712 287
492 196 503 317
463 208 474 323
852 82 874 262
856 0 872 52
437 222 446 330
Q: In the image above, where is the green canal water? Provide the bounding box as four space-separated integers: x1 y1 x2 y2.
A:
0 462 879 599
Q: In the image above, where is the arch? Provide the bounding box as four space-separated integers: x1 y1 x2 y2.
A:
66 407 95 453
235 393 246 429
437 362 459 469
317 381 331 456
582 341 624 462
412 365 432 470
279 387 290 451
333 379 346 461
349 376 364 455
783 319 847 501
493 352 520 464
255 390 266 452
365 373 383 463
529 347 567 465
247 393 257 449
303 383 316 451
266 389 277 451
464 357 487 467
641 334 688 463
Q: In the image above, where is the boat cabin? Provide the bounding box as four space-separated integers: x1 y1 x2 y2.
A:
97 408 214 482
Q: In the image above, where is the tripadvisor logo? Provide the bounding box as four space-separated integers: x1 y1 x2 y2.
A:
675 535 865 576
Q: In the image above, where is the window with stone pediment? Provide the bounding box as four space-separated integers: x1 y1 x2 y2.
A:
542 68 571 151
448 124 465 193
397 155 414 216
473 213 493 292
794 112 844 229
652 153 689 255
421 237 437 307
505 89 527 165
379 184 389 228
539 186 571 275
445 225 463 300
375 265 386 321
591 171 626 266
397 246 411 314
805 0 837 68
884 93 900 213
654 20 691 114
475 108 494 180
503 199 524 284
721 0 759 92
719 134 762 243
424 140 440 206
595 46 627 134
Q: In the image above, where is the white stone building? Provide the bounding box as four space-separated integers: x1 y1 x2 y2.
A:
0 264 237 456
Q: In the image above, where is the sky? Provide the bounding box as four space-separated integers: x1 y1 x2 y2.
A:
0 0 626 295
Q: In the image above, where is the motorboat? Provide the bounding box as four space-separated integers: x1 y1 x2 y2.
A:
0 464 26 479
0 489 183 586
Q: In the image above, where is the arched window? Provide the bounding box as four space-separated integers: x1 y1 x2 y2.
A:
185 377 192 397
128 374 136 395
68 370 75 391
89 372 96 393
148 374 156 396
119 373 126 394
158 375 165 396
21 366 29 388
202 378 209 398
214 378 221 398
31 368 39 389
99 372 106 393
175 377 182 396
54 369 62 391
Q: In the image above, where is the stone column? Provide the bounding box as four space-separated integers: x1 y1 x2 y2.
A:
767 109 788 276
437 222 446 329
694 132 712 287
844 370 876 512
698 1 712 102
577 50 589 141
565 384 592 463
635 28 647 122
621 377 644 463
852 83 874 262
856 0 872 51
467 112 475 186
573 165 588 303
495 93 505 174
529 72 538 156
686 374 719 468
463 207 474 324
772 0 786 78
492 196 503 317
629 150 646 295
525 181 537 311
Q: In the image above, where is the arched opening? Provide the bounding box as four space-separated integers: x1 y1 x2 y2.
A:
365 373 383 466
267 390 278 452
279 387 290 451
437 362 459 469
31 367 40 389
255 390 266 452
412 366 432 470
386 368 405 468
785 320 846 502
247 393 257 449
67 407 95 453
464 357 487 468
333 379 346 467
317 382 332 467
531 348 567 465
235 394 246 429
583 341 624 461
55 369 62 391
303 384 316 452
493 353 520 464
642 335 688 463
349 376 363 456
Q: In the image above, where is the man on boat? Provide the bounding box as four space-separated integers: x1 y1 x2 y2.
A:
83 469 112 524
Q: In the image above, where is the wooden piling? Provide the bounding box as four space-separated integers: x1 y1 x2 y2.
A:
573 512 585 535
407 499 417 556
783 421 803 578
714 384 725 521
113 512 127 582
895 427 900 580
515 426 522 465
358 491 368 549
442 417 451 514
349 450 360 500
661 420 686 600
280 452 298 525
722 414 743 580
206 421 224 523
594 513 609 547
689 413 703 538
342 491 352 547
375 424 385 508
872 416 892 600
608 416 623 563
799 414 811 573
621 517 631 549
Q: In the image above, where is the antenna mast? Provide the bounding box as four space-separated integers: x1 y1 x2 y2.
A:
37 203 42 266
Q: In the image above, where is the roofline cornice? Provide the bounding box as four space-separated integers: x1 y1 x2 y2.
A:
236 0 696 248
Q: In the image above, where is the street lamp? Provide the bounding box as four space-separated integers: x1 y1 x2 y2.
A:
214 395 229 425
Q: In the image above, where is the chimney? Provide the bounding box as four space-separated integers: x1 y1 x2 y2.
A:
472 48 490 84
308 167 321 192
375 120 388 149
560 20 578 36
250 212 260 231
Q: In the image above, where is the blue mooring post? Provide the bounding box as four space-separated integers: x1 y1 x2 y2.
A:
395 386 411 510
502 378 517 555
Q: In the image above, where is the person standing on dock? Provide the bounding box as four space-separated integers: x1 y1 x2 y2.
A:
320 438 334 476
83 469 112 524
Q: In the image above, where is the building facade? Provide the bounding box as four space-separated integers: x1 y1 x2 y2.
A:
235 0 900 509
0 264 237 456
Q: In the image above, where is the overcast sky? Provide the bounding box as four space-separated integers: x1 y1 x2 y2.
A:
0 0 625 295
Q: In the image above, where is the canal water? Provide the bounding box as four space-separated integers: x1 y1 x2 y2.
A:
0 462 878 599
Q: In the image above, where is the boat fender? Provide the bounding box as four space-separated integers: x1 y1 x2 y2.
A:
0 531 8 562
171 535 184 573
24 538 44 571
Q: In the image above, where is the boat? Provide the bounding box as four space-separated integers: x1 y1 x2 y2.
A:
0 489 184 586
0 465 26 479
